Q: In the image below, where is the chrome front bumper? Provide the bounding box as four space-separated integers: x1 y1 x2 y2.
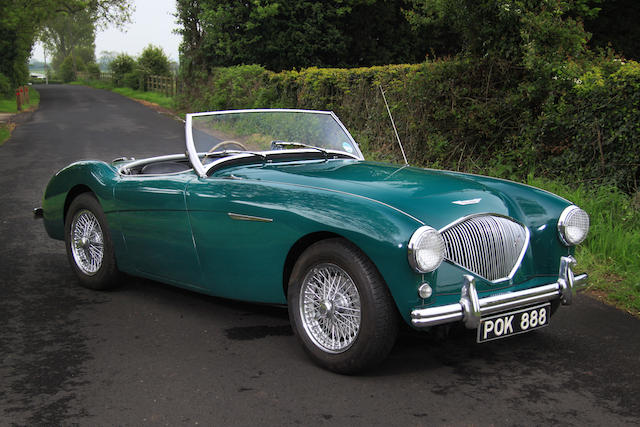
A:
411 256 588 329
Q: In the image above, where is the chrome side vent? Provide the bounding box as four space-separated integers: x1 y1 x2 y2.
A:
441 215 529 282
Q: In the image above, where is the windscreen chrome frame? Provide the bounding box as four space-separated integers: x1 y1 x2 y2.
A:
185 109 364 178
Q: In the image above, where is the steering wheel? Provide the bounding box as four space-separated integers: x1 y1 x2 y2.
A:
207 140 248 153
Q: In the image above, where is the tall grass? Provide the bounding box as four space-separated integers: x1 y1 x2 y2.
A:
527 176 640 315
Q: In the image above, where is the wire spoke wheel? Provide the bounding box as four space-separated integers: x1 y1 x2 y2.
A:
299 263 361 353
70 209 104 275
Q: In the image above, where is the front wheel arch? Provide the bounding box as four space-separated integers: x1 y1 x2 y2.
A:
287 237 399 373
282 231 343 297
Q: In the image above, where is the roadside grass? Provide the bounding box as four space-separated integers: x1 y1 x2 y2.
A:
0 87 40 113
0 88 40 144
73 79 176 111
0 123 13 145
528 176 640 317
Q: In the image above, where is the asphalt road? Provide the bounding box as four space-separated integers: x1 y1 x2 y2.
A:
1 84 639 426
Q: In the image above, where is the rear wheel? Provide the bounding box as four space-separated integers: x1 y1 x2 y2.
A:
288 238 398 374
64 193 120 290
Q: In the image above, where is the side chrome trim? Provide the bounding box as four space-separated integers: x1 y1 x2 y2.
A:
228 212 273 223
411 256 587 329
117 153 191 175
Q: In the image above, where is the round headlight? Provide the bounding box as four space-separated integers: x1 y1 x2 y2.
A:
408 226 445 273
558 205 589 246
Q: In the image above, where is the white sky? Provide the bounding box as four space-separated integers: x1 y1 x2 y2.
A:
31 0 181 62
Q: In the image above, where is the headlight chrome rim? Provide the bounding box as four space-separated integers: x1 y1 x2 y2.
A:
558 205 589 246
408 226 445 273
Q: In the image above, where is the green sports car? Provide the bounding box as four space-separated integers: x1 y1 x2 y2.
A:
38 109 589 373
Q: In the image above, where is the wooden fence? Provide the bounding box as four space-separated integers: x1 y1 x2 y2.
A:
76 71 183 97
146 75 183 97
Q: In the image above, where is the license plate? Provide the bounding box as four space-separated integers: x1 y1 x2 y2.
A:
477 303 551 343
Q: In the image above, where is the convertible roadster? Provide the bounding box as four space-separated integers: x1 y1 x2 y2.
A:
38 109 589 373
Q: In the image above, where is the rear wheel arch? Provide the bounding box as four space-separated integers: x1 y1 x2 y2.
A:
64 184 94 223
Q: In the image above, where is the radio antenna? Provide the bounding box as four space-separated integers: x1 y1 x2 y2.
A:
379 85 408 165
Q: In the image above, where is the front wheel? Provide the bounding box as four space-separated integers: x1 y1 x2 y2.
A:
64 193 120 290
288 239 398 374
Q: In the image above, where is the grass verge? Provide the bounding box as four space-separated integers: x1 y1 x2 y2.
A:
0 88 40 144
0 123 14 145
0 87 40 113
73 79 176 111
528 176 640 317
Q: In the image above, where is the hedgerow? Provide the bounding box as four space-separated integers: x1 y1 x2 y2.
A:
178 57 640 195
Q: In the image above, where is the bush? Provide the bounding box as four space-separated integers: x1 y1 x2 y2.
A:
179 58 639 195
180 60 533 169
59 56 76 83
537 60 640 193
137 44 171 90
123 71 142 90
86 62 101 79
110 53 136 87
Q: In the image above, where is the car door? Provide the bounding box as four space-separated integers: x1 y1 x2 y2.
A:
185 174 295 304
114 173 203 288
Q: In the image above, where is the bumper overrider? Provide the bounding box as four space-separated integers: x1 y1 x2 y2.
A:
411 256 587 329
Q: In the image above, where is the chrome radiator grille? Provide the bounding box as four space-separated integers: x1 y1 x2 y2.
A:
441 215 528 282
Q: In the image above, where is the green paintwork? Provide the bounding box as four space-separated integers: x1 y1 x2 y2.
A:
42 157 575 325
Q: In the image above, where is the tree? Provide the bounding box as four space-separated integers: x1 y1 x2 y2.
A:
586 0 640 59
176 0 433 73
98 50 118 71
405 0 596 64
0 0 132 93
138 45 171 76
40 8 96 76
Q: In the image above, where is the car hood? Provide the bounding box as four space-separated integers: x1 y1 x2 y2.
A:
225 160 570 229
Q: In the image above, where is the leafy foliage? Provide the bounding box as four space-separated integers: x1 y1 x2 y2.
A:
136 45 172 90
537 60 640 193
176 0 433 73
109 53 136 87
0 0 132 91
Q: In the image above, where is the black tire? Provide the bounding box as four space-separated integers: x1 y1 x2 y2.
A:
288 238 398 374
64 193 120 290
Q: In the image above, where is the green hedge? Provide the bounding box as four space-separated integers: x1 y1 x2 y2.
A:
179 58 640 193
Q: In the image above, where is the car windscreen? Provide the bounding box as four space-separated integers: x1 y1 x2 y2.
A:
189 110 360 164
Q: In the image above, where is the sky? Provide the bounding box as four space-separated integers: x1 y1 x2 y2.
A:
31 0 181 63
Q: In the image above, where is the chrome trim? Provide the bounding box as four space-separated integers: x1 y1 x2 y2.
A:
70 209 104 276
117 153 192 175
227 212 273 223
299 263 362 353
112 156 135 163
185 114 207 178
439 213 530 283
407 226 445 273
411 256 587 329
557 205 589 246
185 109 365 178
